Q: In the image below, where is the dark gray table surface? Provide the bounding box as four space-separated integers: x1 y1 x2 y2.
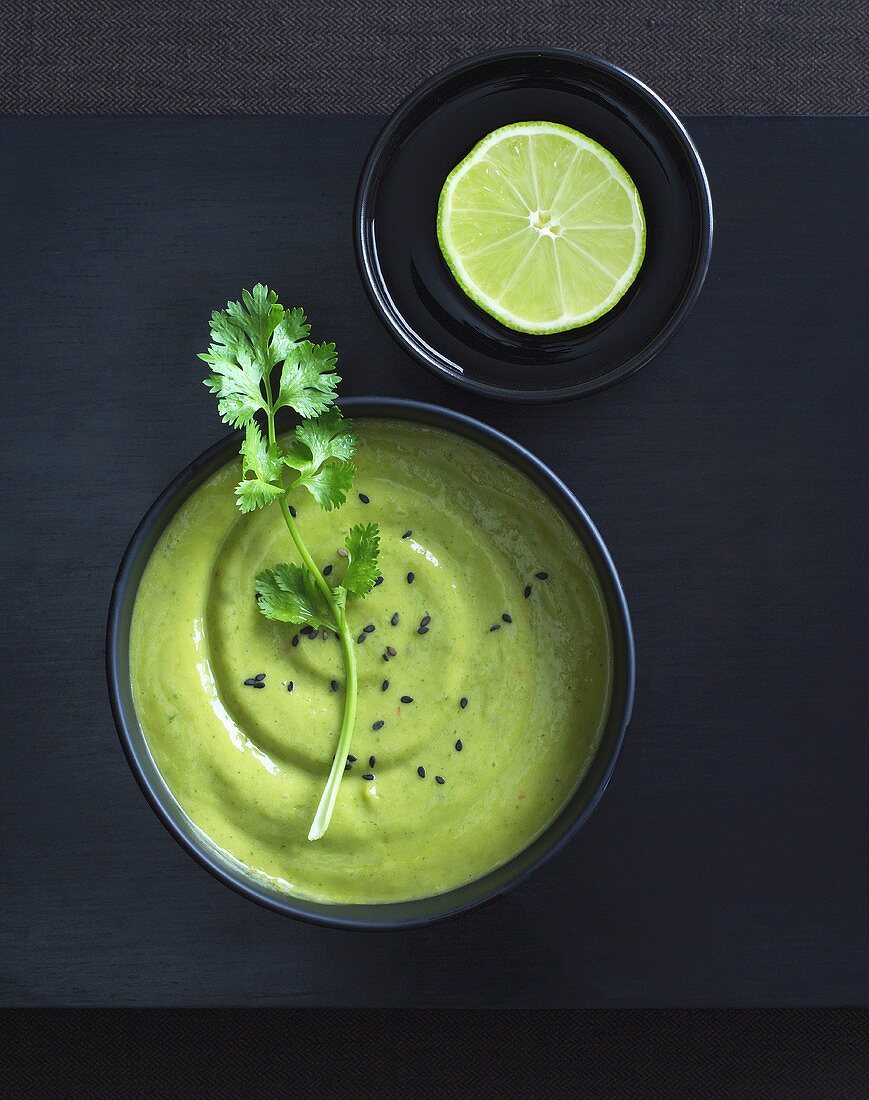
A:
0 117 865 1007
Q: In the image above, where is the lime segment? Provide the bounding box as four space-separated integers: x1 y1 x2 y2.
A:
437 122 646 334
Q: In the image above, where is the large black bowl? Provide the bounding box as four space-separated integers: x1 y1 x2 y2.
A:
355 48 713 402
107 399 635 928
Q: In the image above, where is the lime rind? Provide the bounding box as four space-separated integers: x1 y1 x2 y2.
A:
437 121 646 334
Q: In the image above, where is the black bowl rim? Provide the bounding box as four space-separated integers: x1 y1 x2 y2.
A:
354 46 714 404
106 397 635 929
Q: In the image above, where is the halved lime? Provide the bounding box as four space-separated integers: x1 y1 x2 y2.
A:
437 121 646 334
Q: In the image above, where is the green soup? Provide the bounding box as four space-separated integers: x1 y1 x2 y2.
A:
130 419 612 903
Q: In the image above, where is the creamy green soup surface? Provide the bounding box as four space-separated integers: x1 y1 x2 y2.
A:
130 419 612 904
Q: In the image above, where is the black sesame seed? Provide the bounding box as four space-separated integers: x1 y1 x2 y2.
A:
382 679 389 691
347 755 357 763
358 493 370 504
344 762 352 771
524 585 532 599
363 624 376 633
455 739 463 751
435 775 445 785
300 625 313 636
420 614 431 628
369 755 376 768
372 720 384 730
292 634 300 647
287 682 294 692
323 564 333 576
289 505 297 518
253 681 265 689
460 697 468 709
391 613 399 626
254 672 266 681
400 695 413 704
387 645 397 657
417 766 426 778
357 634 367 644
417 626 429 635
382 653 389 661
255 592 261 602
374 576 384 587
330 679 339 692
535 571 549 580
362 773 375 781
489 624 501 632
402 530 412 539
243 678 256 686
407 572 415 584
502 613 512 624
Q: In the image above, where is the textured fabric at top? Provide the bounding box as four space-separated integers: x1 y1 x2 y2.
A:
0 0 866 115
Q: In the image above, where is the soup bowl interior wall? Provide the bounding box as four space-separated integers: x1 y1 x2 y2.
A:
107 398 635 929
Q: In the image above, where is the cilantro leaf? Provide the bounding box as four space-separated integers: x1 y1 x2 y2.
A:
199 284 280 427
284 408 358 473
341 523 381 597
255 563 337 631
283 411 357 511
240 420 284 484
235 479 284 514
275 341 340 418
200 287 315 428
294 459 356 511
234 421 285 513
201 339 266 428
270 307 311 363
224 284 285 365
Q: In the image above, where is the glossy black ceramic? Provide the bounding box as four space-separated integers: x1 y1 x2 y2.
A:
107 399 635 928
355 49 713 402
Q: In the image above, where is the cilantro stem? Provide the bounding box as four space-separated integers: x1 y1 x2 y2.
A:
278 496 359 841
264 394 277 447
309 606 358 842
278 496 333 614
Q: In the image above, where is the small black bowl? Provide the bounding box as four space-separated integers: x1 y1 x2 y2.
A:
355 48 713 403
107 398 635 929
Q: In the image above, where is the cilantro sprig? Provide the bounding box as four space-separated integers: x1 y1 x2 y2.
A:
200 284 380 840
